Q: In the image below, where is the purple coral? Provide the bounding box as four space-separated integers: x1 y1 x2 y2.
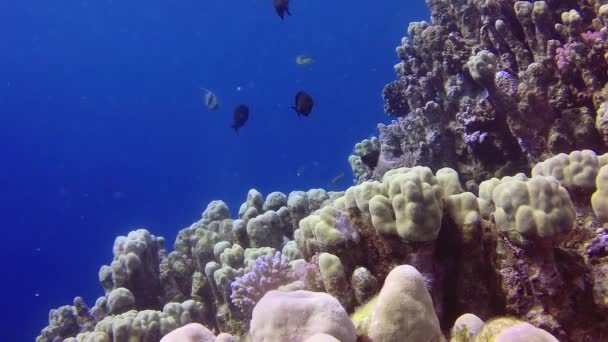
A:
494 70 518 97
295 254 324 291
587 229 608 259
555 42 576 73
230 251 294 312
556 31 605 73
335 210 360 243
580 31 604 47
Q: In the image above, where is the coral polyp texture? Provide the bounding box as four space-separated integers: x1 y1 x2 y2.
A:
37 0 608 341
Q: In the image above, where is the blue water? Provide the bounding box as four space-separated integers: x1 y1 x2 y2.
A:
0 1 429 340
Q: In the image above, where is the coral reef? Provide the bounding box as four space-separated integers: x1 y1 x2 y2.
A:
37 0 608 341
38 150 608 341
350 0 608 188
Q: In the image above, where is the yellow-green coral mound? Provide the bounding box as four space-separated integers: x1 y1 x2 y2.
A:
532 150 607 191
474 317 558 342
368 166 443 241
368 265 442 342
592 164 608 224
492 175 575 245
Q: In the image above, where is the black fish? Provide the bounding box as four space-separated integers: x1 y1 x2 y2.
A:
273 0 291 19
361 150 380 169
232 104 249 132
291 91 314 117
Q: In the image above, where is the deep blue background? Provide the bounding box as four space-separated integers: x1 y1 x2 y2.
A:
0 1 429 340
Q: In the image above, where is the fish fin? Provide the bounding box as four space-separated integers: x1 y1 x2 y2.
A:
286 8 291 16
291 106 302 117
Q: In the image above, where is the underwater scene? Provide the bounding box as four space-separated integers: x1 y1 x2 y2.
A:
3 0 608 341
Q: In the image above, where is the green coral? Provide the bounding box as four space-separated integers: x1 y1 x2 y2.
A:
368 166 443 241
350 295 378 336
492 175 576 245
532 150 604 191
592 165 608 224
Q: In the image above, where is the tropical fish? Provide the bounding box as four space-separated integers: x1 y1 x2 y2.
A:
273 0 291 19
201 88 219 110
296 55 314 65
361 150 380 169
232 104 249 132
330 172 345 186
291 91 314 117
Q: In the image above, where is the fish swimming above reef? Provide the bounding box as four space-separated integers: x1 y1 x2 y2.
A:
232 104 249 132
330 172 345 186
361 150 380 169
291 91 314 117
295 55 314 65
273 0 291 19
201 88 219 110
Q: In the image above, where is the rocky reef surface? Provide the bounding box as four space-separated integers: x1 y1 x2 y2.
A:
349 0 608 190
38 0 608 341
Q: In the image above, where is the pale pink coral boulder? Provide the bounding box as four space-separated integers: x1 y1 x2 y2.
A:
160 323 216 342
250 290 356 342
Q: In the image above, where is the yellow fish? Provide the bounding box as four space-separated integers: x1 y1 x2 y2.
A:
201 88 219 110
295 55 314 65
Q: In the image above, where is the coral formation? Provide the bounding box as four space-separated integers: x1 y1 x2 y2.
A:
249 290 356 342
37 0 608 340
351 0 608 189
230 252 294 313
368 265 442 342
38 150 608 341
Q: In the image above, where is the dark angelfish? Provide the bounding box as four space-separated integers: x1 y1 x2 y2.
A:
273 0 291 19
361 150 380 169
232 104 250 132
291 91 314 117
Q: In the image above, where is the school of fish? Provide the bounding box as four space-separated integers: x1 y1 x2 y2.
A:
203 0 315 133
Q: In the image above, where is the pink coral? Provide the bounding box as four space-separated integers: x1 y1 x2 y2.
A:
555 42 576 73
580 30 604 46
295 254 324 291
